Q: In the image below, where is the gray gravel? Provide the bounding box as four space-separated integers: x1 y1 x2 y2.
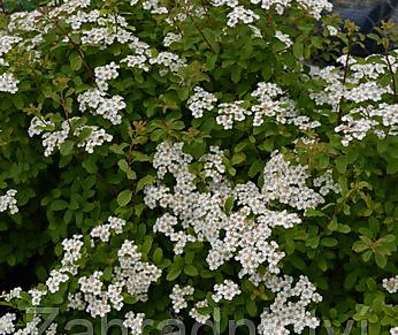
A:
332 0 398 24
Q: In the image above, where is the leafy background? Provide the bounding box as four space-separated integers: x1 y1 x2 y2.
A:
1 0 398 334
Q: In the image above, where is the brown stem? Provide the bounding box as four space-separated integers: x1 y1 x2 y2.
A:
173 18 185 38
385 50 398 99
38 7 95 80
60 91 72 129
337 38 352 124
199 0 209 15
188 14 216 53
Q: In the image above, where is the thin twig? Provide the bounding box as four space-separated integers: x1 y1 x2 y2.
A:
337 37 352 124
38 7 95 80
188 14 216 53
384 42 398 99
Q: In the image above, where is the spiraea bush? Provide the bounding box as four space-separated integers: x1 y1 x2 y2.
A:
2 0 398 334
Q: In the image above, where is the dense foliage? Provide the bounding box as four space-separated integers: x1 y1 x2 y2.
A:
1 0 398 334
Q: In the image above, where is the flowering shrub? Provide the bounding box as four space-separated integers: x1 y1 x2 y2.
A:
2 0 398 334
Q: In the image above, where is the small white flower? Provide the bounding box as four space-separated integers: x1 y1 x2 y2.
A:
275 30 293 48
0 73 19 94
0 189 18 215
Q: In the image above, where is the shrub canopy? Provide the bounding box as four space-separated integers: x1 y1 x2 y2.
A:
1 0 398 334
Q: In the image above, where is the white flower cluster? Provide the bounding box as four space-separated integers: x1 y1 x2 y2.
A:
24 234 82 307
212 279 241 302
187 279 242 323
24 218 153 319
0 313 16 335
28 288 46 306
216 101 249 129
270 0 332 18
37 234 84 301
80 26 132 46
74 125 113 154
383 276 398 294
0 189 18 215
209 0 332 24
262 151 326 210
335 112 379 147
326 25 338 36
170 284 194 313
257 274 322 334
252 82 321 130
120 37 153 73
188 86 218 119
149 52 186 76
29 116 113 156
189 300 210 324
123 311 145 335
90 216 126 242
20 223 160 320
188 82 319 131
94 61 119 91
383 277 398 335
0 73 19 94
46 269 69 294
114 239 162 303
275 30 293 48
65 9 100 30
145 142 328 278
14 316 41 335
227 6 260 28
41 120 71 157
78 271 112 317
1 287 22 302
345 82 388 104
28 116 54 137
0 35 22 66
78 89 126 125
296 0 333 19
61 234 85 274
142 0 168 14
78 14 135 47
309 57 392 109
211 0 239 7
45 323 57 335
309 55 398 146
163 32 182 47
313 170 341 196
336 103 398 146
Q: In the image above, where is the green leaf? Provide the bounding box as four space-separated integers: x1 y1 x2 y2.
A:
118 159 129 172
231 152 246 166
136 175 156 192
50 200 68 211
82 158 97 174
152 248 163 265
184 264 199 277
321 238 338 247
141 236 153 255
117 190 132 207
375 252 387 268
293 41 304 58
59 140 74 156
167 265 182 281
224 196 234 214
335 157 348 174
248 160 264 178
70 52 82 71
352 241 368 253
123 294 138 305
246 299 257 317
